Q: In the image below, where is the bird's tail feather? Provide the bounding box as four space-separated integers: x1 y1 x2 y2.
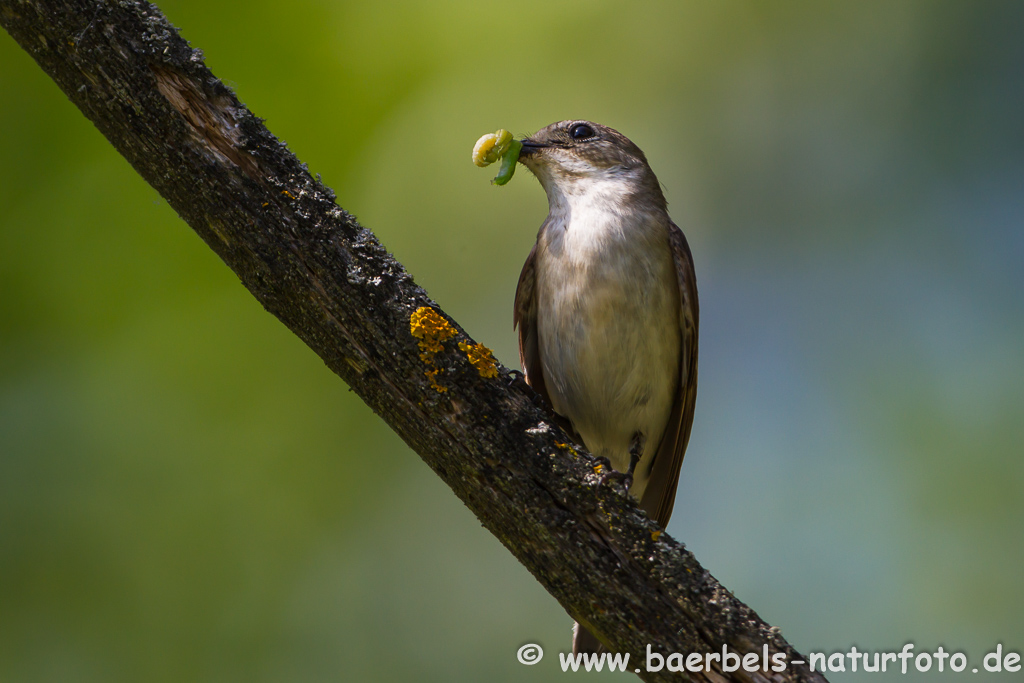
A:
572 621 605 655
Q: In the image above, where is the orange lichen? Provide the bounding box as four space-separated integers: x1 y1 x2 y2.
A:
651 530 662 541
423 368 445 392
410 307 457 392
553 441 581 458
458 341 498 379
410 307 456 357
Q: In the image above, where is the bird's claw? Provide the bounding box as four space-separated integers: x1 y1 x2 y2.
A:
594 458 633 495
507 369 533 394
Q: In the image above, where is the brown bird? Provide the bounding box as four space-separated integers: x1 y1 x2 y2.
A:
513 120 699 655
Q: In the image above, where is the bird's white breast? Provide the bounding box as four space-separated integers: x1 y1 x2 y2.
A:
535 180 681 498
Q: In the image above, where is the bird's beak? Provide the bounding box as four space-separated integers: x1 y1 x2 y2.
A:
518 139 549 160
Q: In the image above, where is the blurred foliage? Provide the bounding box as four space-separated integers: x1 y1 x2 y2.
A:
1 1 1022 681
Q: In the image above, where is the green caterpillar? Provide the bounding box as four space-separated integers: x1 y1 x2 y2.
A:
472 129 522 186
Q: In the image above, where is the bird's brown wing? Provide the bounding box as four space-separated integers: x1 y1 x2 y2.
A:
513 239 553 409
639 222 699 528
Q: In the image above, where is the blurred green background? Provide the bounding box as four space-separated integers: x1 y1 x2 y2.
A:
2 1 1022 681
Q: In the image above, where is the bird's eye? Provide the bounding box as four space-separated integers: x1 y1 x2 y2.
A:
570 123 595 140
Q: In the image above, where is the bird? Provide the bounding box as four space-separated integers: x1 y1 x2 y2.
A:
513 120 699 655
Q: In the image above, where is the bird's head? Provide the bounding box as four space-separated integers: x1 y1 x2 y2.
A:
517 120 666 213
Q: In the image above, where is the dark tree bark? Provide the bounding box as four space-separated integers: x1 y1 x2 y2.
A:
1 2 828 681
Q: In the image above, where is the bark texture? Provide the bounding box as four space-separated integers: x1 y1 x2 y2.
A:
0 2 828 681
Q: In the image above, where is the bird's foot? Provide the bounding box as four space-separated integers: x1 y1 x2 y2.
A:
503 368 528 389
594 457 633 495
507 369 535 396
507 369 534 394
597 432 645 496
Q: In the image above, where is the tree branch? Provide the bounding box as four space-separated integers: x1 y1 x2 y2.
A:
1 2 827 681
